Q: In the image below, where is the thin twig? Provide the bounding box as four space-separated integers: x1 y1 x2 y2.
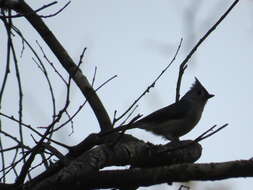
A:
100 114 142 137
114 38 183 125
36 40 67 85
95 75 117 91
175 0 239 102
195 123 228 142
194 125 217 141
0 1 58 18
28 154 53 173
119 105 139 127
11 0 112 131
15 92 70 185
0 129 30 150
10 23 26 174
0 19 11 103
0 145 30 153
36 40 67 84
47 73 117 134
78 47 87 67
66 110 74 136
2 12 28 179
40 1 71 18
109 114 143 147
12 26 57 124
0 112 70 149
92 66 97 87
0 11 12 182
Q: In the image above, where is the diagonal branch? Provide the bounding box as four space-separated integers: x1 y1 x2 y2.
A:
1 1 112 132
114 38 183 125
175 0 239 102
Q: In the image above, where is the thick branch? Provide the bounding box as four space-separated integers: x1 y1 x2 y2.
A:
2 159 253 190
21 158 253 190
72 160 253 189
1 1 111 131
23 136 201 190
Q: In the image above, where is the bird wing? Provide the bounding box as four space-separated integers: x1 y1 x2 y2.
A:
136 99 191 124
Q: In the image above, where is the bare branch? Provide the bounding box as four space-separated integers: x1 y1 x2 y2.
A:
0 1 59 18
114 38 183 125
15 96 70 185
35 40 67 85
91 66 97 87
47 73 117 135
39 1 71 18
0 112 70 150
4 1 112 132
2 12 28 180
83 160 253 189
24 138 201 190
11 26 58 123
95 74 117 91
195 123 228 142
175 0 239 102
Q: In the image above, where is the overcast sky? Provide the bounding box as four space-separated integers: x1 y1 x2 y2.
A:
1 0 253 189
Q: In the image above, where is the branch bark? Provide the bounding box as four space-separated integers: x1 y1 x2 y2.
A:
2 159 253 189
21 157 253 190
83 160 253 189
22 136 201 190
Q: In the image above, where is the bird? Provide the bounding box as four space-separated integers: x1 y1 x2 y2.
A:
107 77 214 141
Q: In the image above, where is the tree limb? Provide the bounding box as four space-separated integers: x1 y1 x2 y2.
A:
0 1 112 132
175 0 239 102
22 136 201 190
21 158 253 190
82 159 253 189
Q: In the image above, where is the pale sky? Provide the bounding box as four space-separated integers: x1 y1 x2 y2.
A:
1 0 253 189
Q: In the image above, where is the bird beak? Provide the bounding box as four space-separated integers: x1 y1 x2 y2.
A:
207 94 215 99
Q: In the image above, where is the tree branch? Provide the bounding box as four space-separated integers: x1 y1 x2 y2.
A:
21 158 253 190
21 136 201 190
175 0 239 102
0 1 112 132
82 160 253 189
